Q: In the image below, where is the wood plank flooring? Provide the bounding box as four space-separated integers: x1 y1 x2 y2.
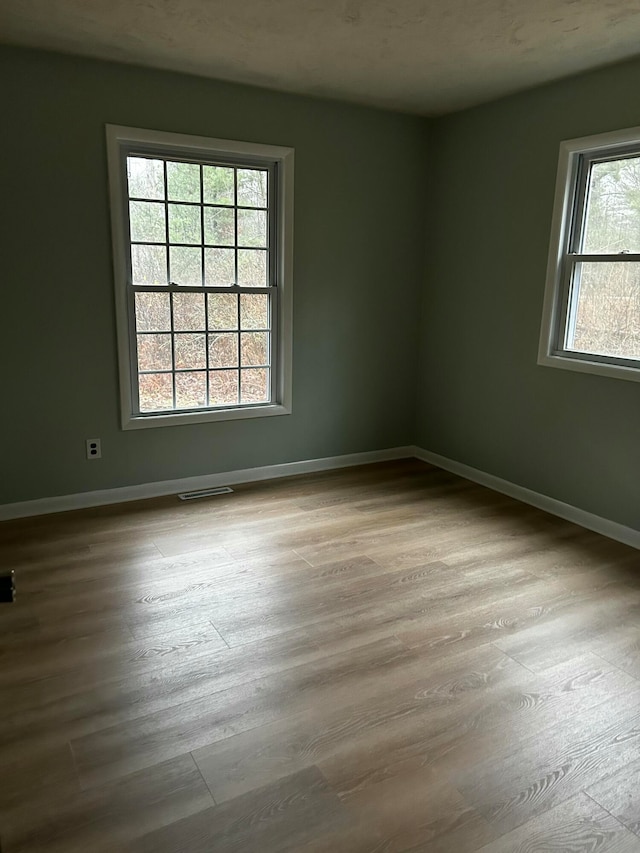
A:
1 459 640 851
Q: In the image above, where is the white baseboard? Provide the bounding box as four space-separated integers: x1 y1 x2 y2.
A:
0 446 415 521
3 445 638 552
413 446 640 551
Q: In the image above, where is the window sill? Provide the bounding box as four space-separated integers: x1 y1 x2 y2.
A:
537 351 640 383
122 403 291 430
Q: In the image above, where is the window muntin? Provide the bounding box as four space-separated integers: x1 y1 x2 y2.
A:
581 155 640 255
126 155 273 414
566 261 640 361
106 126 293 428
539 128 640 381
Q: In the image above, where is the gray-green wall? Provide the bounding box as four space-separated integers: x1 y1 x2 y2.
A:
3 45 639 533
417 57 640 531
1 46 427 504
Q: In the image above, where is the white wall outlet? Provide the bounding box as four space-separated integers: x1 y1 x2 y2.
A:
86 438 102 460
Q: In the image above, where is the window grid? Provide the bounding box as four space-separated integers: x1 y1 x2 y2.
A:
132 292 272 413
235 169 241 404
201 165 210 408
126 158 270 289
559 147 640 363
539 128 640 381
106 125 293 428
126 153 274 415
164 161 176 410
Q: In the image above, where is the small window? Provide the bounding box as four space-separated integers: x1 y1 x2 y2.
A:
106 126 293 428
539 126 640 382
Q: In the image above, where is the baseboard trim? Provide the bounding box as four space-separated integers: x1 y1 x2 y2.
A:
413 446 640 551
0 446 415 521
3 445 638 551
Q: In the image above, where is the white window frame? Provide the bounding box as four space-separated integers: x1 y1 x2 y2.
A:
539 125 640 383
106 124 294 429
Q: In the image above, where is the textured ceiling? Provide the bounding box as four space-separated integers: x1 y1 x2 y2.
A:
2 0 640 115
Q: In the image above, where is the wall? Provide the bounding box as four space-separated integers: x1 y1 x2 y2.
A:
4 44 639 532
417 57 640 531
1 46 428 504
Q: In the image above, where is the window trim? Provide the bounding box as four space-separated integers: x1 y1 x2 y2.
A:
106 124 294 429
538 124 640 383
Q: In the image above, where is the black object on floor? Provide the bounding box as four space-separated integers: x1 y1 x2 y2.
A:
0 571 15 603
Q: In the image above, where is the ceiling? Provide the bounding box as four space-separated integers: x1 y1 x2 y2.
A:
2 0 640 115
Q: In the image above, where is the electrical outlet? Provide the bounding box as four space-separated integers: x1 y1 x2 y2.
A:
86 438 101 460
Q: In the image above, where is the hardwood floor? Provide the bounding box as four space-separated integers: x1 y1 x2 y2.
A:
1 459 640 851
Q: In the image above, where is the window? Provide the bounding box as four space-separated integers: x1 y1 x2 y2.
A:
106 125 293 429
539 125 640 382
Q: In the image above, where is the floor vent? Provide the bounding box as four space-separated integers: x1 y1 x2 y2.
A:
178 486 234 501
